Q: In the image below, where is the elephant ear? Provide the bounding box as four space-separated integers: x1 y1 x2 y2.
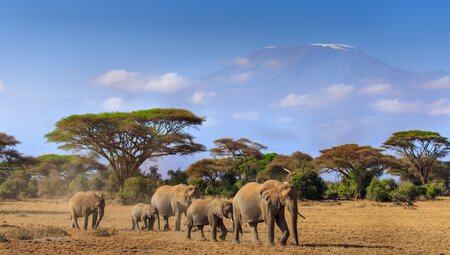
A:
185 186 198 198
260 181 281 209
220 202 232 218
278 182 293 204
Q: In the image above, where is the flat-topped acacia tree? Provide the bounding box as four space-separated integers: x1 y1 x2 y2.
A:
45 108 206 189
383 130 450 184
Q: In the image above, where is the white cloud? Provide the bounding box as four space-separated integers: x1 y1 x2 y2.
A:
231 111 259 121
101 97 125 111
422 75 450 89
262 59 283 70
373 99 422 113
359 83 394 95
279 117 294 124
189 91 216 104
0 80 6 92
203 116 221 126
278 93 318 108
374 98 450 116
426 99 450 115
276 83 354 108
324 83 355 99
93 69 190 93
234 58 251 67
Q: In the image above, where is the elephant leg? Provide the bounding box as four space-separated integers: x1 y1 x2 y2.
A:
185 218 193 240
163 216 170 231
141 217 147 230
91 211 98 230
83 214 89 230
197 225 206 241
175 210 182 231
233 216 241 244
210 217 218 242
275 215 290 246
72 215 80 229
148 218 155 231
266 210 275 246
131 218 136 230
249 222 262 245
218 219 227 241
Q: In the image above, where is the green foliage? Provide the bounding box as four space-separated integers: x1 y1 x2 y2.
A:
324 182 339 200
289 171 326 200
391 182 423 205
188 177 208 195
366 178 397 202
165 169 188 185
119 177 156 204
424 183 442 199
0 171 37 199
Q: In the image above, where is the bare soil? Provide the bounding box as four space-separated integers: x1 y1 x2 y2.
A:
0 198 449 254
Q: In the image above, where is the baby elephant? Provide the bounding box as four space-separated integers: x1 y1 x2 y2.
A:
131 203 160 231
186 199 233 242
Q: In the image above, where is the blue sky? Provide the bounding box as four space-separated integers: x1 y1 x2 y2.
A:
1 1 450 176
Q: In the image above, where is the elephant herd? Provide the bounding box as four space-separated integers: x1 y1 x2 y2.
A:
68 179 301 246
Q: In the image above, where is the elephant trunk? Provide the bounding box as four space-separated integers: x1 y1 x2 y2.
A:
288 198 299 245
95 206 104 229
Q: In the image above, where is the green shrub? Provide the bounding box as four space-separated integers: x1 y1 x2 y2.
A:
324 182 339 200
424 183 442 199
119 177 156 204
290 171 326 200
391 182 422 205
366 178 397 202
188 177 208 195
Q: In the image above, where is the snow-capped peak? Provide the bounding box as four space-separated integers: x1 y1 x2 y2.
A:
311 43 355 51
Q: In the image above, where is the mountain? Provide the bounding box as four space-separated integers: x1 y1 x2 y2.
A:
194 43 449 153
206 44 447 92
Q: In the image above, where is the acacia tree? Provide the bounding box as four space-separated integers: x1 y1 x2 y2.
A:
46 109 205 189
257 151 314 181
314 144 391 199
0 132 36 173
383 130 450 184
186 158 230 188
210 138 267 182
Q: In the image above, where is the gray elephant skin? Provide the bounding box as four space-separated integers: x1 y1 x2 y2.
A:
151 184 199 231
186 199 233 241
69 191 105 230
131 203 160 231
232 180 299 246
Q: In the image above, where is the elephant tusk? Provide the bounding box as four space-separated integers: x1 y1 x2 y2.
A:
230 218 234 223
297 212 306 219
282 167 292 174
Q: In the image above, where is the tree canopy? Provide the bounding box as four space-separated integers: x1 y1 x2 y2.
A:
383 130 450 184
314 144 391 199
45 108 205 188
257 151 314 181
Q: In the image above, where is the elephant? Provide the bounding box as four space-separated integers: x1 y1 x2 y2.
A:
232 180 299 246
186 199 233 242
69 191 105 230
131 203 160 231
151 184 199 231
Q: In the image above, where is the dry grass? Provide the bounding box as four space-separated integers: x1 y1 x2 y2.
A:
0 198 449 254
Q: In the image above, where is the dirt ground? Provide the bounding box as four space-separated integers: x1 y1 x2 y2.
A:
0 198 449 255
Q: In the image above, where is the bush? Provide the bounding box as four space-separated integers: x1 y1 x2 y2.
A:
391 182 422 205
289 171 326 200
188 177 207 195
119 177 156 204
5 226 67 240
366 178 397 202
324 182 339 200
424 183 442 199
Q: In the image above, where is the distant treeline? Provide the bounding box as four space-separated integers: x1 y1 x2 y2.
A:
1 109 449 205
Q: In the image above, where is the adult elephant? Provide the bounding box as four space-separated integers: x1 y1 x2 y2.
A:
69 191 105 230
232 180 299 246
151 184 199 231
